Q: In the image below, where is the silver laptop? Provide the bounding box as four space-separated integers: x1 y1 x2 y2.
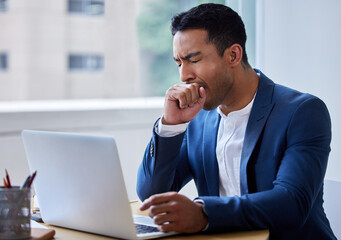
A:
22 130 177 240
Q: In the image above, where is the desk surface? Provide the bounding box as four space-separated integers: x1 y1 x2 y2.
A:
42 201 269 240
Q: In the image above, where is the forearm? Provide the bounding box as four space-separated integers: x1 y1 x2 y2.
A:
200 186 303 232
136 127 190 201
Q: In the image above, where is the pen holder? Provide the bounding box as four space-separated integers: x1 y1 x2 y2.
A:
0 187 31 239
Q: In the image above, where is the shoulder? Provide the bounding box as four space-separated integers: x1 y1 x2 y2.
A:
256 71 330 132
273 83 328 113
269 83 331 141
257 70 328 113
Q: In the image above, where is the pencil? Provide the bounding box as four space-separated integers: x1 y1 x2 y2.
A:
5 169 12 188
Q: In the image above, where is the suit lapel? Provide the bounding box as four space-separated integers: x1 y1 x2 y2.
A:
240 71 275 195
202 110 220 196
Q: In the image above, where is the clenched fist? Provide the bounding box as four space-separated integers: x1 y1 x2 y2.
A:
162 83 206 125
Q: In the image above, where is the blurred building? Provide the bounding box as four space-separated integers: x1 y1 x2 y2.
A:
0 0 141 100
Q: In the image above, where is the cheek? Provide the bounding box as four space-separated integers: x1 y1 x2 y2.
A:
196 62 222 84
199 72 227 109
206 66 227 92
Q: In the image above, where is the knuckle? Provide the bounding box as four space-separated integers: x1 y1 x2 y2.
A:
165 84 178 94
162 223 173 233
189 83 197 90
170 201 180 210
169 191 178 198
183 87 191 93
148 211 153 218
165 88 174 96
178 92 187 101
159 225 167 232
149 195 157 203
149 205 157 215
153 215 160 225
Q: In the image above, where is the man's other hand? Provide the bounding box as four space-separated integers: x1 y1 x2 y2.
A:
139 192 208 233
163 83 206 125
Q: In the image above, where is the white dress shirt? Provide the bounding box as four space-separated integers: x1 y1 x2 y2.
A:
155 95 255 197
216 98 254 197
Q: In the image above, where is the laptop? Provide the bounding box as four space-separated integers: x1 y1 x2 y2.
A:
21 130 178 239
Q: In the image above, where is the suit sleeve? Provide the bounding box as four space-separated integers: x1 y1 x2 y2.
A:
199 97 331 232
136 120 193 201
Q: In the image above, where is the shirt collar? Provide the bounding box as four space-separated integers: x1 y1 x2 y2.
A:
217 93 256 119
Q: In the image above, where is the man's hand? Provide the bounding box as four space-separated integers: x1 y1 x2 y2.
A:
139 192 208 233
163 83 206 125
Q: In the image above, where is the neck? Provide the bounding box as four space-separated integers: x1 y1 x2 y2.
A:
219 67 259 116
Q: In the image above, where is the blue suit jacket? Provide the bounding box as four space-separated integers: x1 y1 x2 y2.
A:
137 70 335 239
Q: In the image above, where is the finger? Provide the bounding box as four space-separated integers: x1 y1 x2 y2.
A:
143 201 176 217
168 84 201 109
187 84 200 106
165 86 188 109
140 196 161 211
180 84 203 108
149 203 176 219
157 222 178 233
197 87 206 105
148 203 170 218
139 199 150 211
140 192 177 211
177 90 189 109
153 212 177 225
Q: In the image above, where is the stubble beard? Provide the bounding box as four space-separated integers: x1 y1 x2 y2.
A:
203 78 232 111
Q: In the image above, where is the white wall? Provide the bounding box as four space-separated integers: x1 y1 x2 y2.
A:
0 98 165 200
0 98 198 201
260 0 341 181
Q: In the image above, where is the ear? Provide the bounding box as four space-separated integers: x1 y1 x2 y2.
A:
224 44 243 67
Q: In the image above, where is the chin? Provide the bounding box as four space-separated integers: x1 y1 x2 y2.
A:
203 102 218 111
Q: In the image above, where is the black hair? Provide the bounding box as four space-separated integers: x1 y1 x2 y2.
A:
171 3 249 65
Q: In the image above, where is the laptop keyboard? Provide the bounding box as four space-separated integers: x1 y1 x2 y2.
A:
135 224 160 234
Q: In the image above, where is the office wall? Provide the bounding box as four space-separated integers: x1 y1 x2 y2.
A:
0 98 198 200
260 0 341 181
0 99 166 200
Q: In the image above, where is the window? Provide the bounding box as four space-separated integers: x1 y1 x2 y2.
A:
0 53 7 71
68 0 105 15
0 0 7 12
0 1 256 100
68 54 104 71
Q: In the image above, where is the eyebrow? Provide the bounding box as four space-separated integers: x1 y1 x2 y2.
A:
173 51 201 62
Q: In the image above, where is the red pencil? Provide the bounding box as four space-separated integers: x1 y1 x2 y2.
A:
27 170 37 188
3 177 8 187
5 169 12 188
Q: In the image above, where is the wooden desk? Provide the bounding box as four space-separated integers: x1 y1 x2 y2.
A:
42 201 269 240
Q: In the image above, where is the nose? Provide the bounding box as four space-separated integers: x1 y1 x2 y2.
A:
179 64 196 83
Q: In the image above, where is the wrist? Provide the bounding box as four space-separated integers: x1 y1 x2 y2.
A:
194 201 209 231
161 116 178 125
155 117 188 137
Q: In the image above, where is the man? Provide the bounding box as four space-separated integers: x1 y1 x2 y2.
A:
136 3 335 239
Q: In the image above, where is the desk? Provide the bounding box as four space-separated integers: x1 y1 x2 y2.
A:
42 201 269 240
